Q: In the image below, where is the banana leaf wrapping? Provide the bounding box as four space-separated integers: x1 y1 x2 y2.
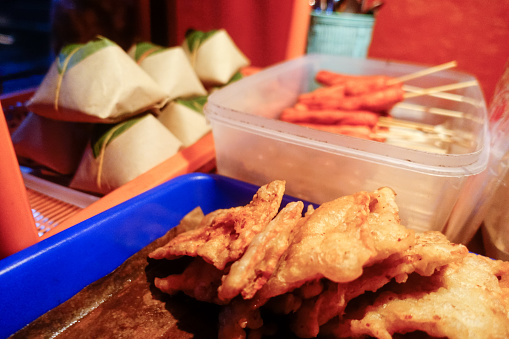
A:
182 29 250 87
70 114 182 195
127 43 207 101
27 37 168 123
11 112 93 175
158 96 211 147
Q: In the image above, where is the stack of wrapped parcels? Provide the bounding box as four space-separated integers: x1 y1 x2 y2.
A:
12 29 249 195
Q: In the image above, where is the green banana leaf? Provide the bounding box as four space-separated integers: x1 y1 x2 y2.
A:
175 96 208 115
91 115 145 159
131 42 165 62
57 36 116 74
185 29 218 53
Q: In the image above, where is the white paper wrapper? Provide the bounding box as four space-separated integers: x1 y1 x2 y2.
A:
127 44 207 101
158 98 211 147
11 112 93 175
70 114 182 194
182 29 250 86
27 38 168 123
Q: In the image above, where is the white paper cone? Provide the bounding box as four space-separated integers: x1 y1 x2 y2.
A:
129 45 207 101
28 43 168 123
183 29 250 86
158 101 211 147
70 114 182 194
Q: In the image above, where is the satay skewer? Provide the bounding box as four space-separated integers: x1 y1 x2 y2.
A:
376 117 474 150
377 116 454 136
403 80 478 99
372 129 450 153
380 137 449 154
402 84 482 106
388 60 458 85
393 102 465 118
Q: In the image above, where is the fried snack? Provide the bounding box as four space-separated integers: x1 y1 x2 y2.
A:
289 231 469 338
149 180 286 270
148 181 509 339
365 187 413 262
218 201 305 302
173 206 206 235
154 257 225 304
258 187 414 301
331 253 509 339
216 187 414 338
218 298 263 339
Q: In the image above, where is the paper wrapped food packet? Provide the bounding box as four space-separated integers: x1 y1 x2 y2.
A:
70 114 182 195
182 29 250 86
27 37 168 123
127 43 207 101
158 96 211 147
11 113 93 175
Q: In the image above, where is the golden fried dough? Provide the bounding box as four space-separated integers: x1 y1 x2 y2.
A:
218 201 305 302
149 180 286 270
218 298 263 339
148 180 509 339
333 253 509 339
153 257 225 304
366 187 413 263
218 187 414 338
258 188 414 301
290 231 469 338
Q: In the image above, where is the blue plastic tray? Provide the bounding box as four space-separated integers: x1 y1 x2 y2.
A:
0 173 306 337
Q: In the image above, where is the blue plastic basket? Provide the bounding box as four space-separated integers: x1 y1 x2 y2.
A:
0 173 311 338
306 12 375 58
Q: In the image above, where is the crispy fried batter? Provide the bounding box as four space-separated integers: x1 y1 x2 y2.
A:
149 180 286 270
218 298 263 339
258 187 414 301
333 253 509 339
289 231 469 338
366 187 412 263
148 180 509 339
257 191 372 301
153 257 225 304
218 187 414 338
218 201 305 303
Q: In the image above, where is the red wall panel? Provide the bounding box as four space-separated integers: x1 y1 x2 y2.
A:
173 0 293 68
171 0 509 103
367 0 509 103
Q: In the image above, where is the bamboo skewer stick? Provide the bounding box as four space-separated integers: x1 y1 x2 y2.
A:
394 102 464 118
304 61 482 153
403 80 478 99
389 61 458 85
402 84 482 106
376 118 474 149
381 139 449 154
372 126 451 154
377 116 454 136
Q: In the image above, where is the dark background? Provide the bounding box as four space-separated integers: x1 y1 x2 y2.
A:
0 0 53 94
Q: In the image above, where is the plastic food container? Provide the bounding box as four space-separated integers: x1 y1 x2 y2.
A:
482 171 509 261
0 173 305 338
204 54 489 233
